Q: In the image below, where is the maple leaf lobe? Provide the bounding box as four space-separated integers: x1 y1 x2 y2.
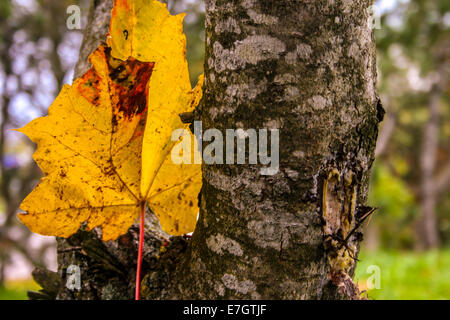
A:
17 0 204 241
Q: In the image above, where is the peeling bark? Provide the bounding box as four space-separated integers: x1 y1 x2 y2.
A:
37 0 382 300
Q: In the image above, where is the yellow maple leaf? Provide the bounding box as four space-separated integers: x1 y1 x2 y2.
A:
17 0 203 241
107 0 202 199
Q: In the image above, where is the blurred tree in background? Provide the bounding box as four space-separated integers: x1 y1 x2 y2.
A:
0 0 449 299
369 0 450 251
0 0 91 288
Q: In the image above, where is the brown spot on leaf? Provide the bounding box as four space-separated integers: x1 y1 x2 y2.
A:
77 68 102 105
106 47 154 120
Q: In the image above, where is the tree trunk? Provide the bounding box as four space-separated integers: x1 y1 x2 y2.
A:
415 83 442 250
414 46 449 250
32 0 382 300
166 0 381 300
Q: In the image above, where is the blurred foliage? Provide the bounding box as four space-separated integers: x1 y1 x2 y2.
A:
437 193 450 246
356 250 450 299
0 1 11 21
368 161 417 248
368 0 450 249
0 0 90 289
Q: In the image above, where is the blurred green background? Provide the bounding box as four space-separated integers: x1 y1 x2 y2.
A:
0 0 449 299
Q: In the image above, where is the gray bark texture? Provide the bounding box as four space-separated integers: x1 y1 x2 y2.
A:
30 0 383 300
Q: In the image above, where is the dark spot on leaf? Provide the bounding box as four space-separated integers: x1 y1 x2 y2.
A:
105 47 154 121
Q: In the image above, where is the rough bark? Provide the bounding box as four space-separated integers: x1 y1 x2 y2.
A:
33 0 382 300
164 0 381 300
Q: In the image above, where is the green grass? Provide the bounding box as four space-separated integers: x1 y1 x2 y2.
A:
0 280 40 300
355 250 450 300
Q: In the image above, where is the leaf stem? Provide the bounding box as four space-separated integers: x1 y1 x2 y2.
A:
135 202 145 300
